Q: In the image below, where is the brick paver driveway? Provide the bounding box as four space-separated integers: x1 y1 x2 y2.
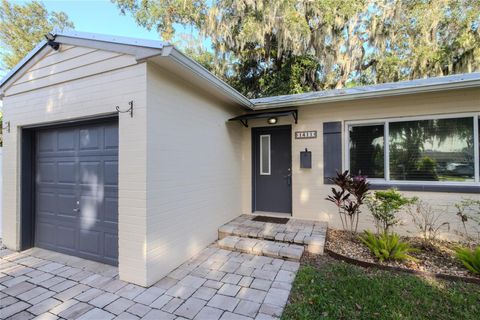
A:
1 244 299 319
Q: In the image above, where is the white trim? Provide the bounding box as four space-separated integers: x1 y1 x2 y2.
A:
347 111 479 125
345 111 480 186
474 115 479 183
260 134 271 175
384 121 390 182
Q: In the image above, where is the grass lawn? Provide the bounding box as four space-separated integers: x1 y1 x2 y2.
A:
282 257 480 320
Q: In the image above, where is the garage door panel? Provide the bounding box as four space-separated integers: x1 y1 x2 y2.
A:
104 161 118 185
78 229 101 255
104 197 118 224
104 233 118 260
57 194 77 218
79 127 100 151
79 194 102 223
35 119 118 266
37 192 57 215
37 161 56 183
79 161 102 186
56 226 77 250
57 128 77 151
57 161 77 184
37 131 56 153
36 222 56 246
104 125 119 149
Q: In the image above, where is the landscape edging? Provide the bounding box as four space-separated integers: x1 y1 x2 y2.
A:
324 248 480 285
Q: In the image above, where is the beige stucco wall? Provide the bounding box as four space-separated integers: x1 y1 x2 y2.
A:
1 45 150 285
144 62 244 285
242 88 480 239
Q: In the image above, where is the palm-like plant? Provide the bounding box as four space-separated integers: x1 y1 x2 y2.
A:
456 246 480 275
359 231 418 262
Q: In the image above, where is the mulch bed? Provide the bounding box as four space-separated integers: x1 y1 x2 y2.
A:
324 228 480 282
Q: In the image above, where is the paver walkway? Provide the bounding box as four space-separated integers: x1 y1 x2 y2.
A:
1 243 299 320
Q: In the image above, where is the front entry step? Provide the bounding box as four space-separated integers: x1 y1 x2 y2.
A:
217 236 304 261
218 215 327 255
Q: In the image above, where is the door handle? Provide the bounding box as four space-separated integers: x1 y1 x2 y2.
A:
284 173 292 186
73 200 80 213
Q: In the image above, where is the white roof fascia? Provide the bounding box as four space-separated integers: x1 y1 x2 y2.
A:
55 34 162 61
167 48 254 109
252 74 480 109
54 30 167 49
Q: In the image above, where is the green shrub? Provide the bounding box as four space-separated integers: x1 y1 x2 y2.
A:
365 188 417 234
359 230 418 262
456 246 480 275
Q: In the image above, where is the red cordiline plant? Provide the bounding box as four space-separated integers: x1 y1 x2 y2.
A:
326 170 370 234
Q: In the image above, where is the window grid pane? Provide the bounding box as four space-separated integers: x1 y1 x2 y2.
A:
260 135 271 175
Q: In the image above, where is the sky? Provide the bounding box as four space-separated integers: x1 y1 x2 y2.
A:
17 0 162 41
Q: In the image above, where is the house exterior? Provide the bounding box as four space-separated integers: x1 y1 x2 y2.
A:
1 31 479 287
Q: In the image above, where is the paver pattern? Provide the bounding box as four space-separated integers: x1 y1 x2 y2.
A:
219 215 327 254
217 236 304 260
1 244 299 319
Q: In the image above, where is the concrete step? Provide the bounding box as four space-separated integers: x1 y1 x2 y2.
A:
217 236 304 261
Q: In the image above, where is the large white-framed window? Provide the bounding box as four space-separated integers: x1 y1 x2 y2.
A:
345 113 480 186
260 134 271 175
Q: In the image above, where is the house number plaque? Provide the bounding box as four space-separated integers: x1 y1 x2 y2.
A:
295 130 317 139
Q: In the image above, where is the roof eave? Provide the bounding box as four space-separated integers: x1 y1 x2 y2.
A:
252 79 480 110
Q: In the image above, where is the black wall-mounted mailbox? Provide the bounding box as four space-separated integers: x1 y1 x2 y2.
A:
300 148 312 168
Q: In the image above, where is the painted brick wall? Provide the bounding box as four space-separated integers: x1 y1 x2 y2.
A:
1 45 150 285
145 62 244 285
242 88 480 239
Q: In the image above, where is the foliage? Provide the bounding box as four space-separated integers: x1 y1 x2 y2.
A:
389 119 473 182
359 230 418 262
455 246 480 275
365 189 417 234
0 0 74 70
114 0 480 98
417 156 439 181
455 199 480 240
326 171 370 234
406 200 449 246
282 262 480 320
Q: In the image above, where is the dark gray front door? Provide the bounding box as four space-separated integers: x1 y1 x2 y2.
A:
252 125 292 214
35 119 119 266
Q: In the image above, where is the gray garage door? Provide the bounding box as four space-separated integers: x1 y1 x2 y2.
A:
35 119 119 266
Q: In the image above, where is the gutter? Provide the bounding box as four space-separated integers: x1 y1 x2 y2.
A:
252 78 480 110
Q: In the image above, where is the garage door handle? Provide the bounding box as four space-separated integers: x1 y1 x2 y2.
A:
73 201 80 213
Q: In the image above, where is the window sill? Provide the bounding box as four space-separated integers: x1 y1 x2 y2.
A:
369 183 480 194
